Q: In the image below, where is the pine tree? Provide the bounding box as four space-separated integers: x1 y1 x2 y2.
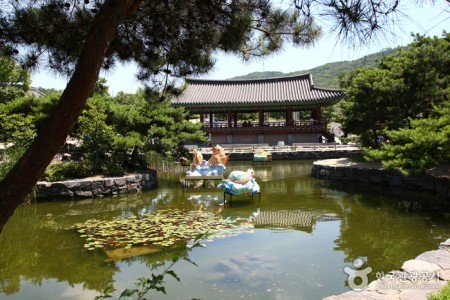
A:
0 0 427 232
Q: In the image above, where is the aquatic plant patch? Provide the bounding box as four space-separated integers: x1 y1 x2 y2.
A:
72 209 254 251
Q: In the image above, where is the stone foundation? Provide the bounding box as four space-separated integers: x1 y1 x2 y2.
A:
35 170 157 200
223 149 362 161
311 158 449 200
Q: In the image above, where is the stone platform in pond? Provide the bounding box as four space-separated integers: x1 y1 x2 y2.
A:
311 158 450 200
35 170 157 200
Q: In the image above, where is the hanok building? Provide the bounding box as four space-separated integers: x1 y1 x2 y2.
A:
172 74 345 145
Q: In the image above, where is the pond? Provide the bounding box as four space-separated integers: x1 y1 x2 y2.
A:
0 160 449 300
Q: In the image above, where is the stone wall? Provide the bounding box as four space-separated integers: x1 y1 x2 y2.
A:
35 170 157 200
224 149 362 161
311 158 449 200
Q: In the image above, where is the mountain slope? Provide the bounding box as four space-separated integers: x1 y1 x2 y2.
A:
231 48 399 88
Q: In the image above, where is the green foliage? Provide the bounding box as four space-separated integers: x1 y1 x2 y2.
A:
0 56 30 103
41 161 93 181
340 33 449 148
1 0 324 86
0 113 36 148
86 90 205 169
364 102 450 175
339 67 405 147
38 88 205 180
428 282 450 300
0 92 61 146
0 82 207 181
0 147 26 181
77 103 116 174
231 48 399 87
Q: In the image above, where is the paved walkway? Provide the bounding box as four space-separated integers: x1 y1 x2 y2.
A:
315 157 384 169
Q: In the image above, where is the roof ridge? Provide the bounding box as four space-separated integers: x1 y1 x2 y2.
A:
186 73 312 85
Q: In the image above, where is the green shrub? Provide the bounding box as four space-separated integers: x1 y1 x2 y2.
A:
103 162 125 177
42 161 93 181
428 282 450 300
0 147 25 181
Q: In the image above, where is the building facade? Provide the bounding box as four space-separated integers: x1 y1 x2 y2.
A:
172 74 345 145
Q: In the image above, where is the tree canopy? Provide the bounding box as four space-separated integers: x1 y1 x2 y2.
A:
339 33 449 148
339 32 449 174
0 0 437 233
0 56 30 103
365 102 450 175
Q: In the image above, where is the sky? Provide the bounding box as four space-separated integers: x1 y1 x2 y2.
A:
31 2 450 95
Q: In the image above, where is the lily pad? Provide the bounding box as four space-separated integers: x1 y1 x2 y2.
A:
71 208 253 252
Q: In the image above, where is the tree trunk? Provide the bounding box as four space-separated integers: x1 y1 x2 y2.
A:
0 0 142 234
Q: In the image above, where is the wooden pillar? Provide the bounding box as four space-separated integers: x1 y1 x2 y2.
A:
200 111 204 123
233 112 238 127
286 107 292 126
227 109 232 128
316 107 322 124
259 108 264 127
209 112 213 126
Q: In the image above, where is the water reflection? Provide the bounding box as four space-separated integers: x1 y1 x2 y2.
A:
0 160 449 299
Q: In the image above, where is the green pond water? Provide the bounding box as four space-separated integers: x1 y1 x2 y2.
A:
0 160 449 300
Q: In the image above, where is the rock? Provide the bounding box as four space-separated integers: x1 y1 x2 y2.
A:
63 181 81 189
75 190 93 197
323 291 389 300
438 269 450 280
398 288 435 300
416 250 450 269
126 176 138 183
439 239 450 251
104 178 115 187
114 178 127 186
91 180 104 189
401 259 441 273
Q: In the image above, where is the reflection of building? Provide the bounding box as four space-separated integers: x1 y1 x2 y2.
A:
252 210 318 233
172 74 345 145
251 209 341 233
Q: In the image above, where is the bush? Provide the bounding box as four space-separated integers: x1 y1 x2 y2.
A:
428 282 450 300
42 161 93 181
103 162 125 177
0 147 25 181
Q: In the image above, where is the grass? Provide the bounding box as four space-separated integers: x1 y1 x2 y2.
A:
428 282 450 300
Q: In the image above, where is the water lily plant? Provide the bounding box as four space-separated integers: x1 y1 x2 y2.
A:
72 209 253 251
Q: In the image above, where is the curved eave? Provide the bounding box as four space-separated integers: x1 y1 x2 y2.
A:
171 74 345 109
172 96 343 108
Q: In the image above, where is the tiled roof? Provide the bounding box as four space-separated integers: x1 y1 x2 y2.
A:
172 74 345 108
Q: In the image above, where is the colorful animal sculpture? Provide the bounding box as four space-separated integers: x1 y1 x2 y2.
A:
208 144 230 165
218 169 260 195
187 147 227 176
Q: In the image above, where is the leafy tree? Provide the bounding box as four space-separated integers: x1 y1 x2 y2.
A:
0 56 30 103
377 33 450 122
0 113 36 149
339 33 450 148
338 67 405 147
364 102 450 175
0 0 435 232
0 91 60 141
70 90 205 175
77 103 116 175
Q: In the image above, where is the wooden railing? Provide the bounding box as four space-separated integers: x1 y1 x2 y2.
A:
191 143 360 154
202 120 326 133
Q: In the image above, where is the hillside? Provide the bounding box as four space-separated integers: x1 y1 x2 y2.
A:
231 48 399 88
